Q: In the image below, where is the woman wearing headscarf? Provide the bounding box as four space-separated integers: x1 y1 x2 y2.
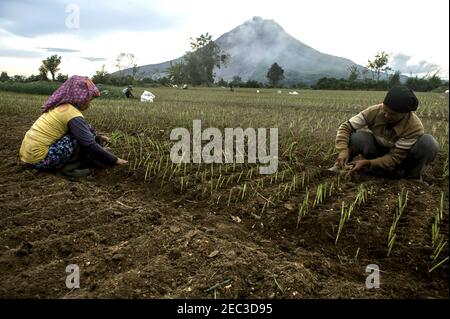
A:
334 85 439 179
19 75 127 176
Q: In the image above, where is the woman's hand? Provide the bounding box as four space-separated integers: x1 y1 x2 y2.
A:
350 159 371 171
116 158 128 165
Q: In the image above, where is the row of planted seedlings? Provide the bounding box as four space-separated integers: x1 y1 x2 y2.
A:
208 133 336 211
279 129 359 229
386 188 409 256
334 183 375 244
105 131 191 188
328 185 447 266
429 191 449 272
152 125 325 203
194 159 303 205
183 162 257 201
186 120 342 212
101 111 208 185
161 116 276 198
255 166 323 215
295 173 356 228
200 163 324 219
176 151 324 210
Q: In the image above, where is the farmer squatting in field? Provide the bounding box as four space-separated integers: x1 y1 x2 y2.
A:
19 75 128 177
334 85 439 180
123 85 134 98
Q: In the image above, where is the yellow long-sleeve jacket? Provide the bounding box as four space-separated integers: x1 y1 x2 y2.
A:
19 104 83 164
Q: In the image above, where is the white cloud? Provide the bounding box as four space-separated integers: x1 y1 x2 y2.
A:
390 53 441 75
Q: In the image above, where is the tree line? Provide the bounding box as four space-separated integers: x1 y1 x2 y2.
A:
1 54 68 83
1 48 447 92
312 52 448 92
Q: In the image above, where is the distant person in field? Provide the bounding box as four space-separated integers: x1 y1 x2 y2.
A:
123 85 134 98
19 75 128 177
334 85 439 180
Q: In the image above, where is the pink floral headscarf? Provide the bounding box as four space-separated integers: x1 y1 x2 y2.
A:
41 75 100 112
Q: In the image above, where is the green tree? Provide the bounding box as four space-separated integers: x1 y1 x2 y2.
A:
39 65 49 81
92 65 111 84
157 76 170 86
183 33 228 85
266 62 285 87
231 76 242 86
12 75 26 82
56 73 69 82
0 71 10 82
243 79 262 88
132 64 139 78
428 72 442 89
406 72 443 92
166 62 186 85
216 78 228 87
42 55 62 81
347 65 359 82
26 74 41 82
388 71 401 88
361 68 369 79
367 52 391 81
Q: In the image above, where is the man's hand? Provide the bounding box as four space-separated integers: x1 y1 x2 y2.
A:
99 135 110 145
336 149 349 166
116 158 128 165
350 159 371 171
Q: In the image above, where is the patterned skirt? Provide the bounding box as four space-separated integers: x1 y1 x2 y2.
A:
31 135 78 170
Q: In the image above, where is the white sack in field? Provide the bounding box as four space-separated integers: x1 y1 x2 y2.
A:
141 90 155 102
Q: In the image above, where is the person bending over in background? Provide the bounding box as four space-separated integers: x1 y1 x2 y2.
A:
19 75 128 177
123 85 134 98
334 85 439 181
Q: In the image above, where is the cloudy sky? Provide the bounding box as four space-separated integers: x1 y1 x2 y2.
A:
0 0 448 79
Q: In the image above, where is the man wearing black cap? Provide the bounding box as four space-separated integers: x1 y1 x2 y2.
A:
334 85 439 179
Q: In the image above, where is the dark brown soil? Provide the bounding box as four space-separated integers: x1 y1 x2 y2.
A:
0 114 448 299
